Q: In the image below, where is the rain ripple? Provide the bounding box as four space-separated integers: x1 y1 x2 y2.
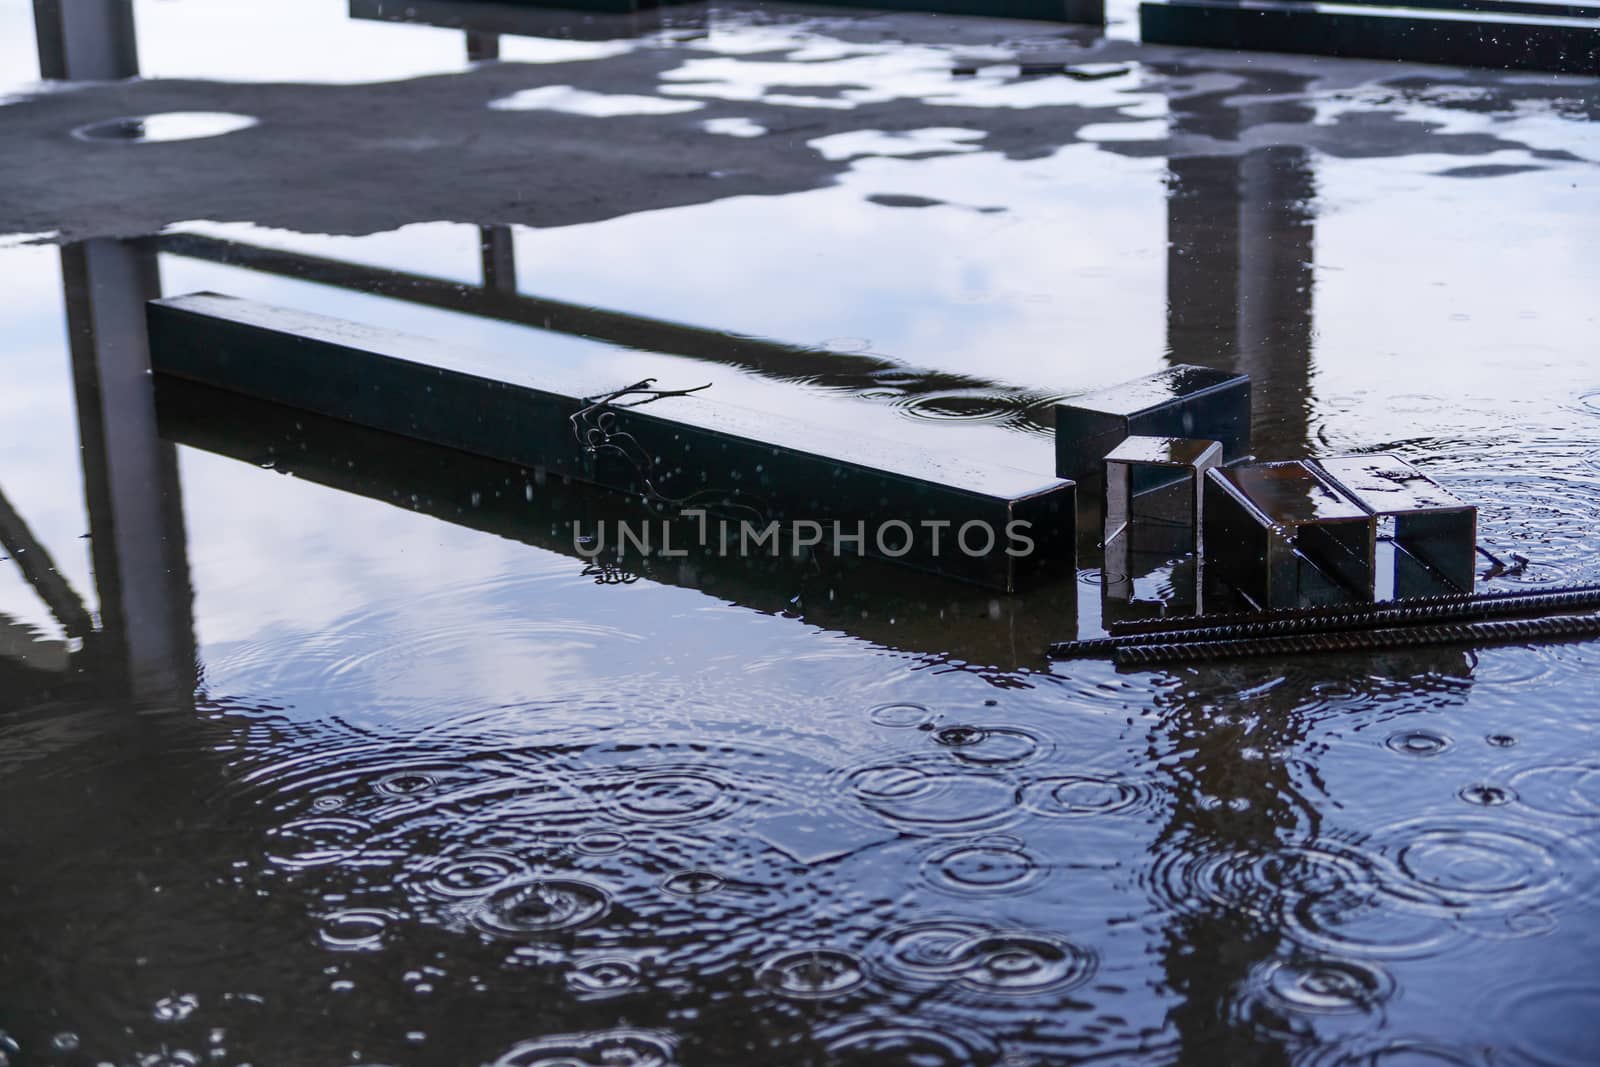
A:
1496 981 1600 1067
933 724 1048 768
471 878 613 937
317 908 397 951
606 770 740 826
565 957 643 998
871 918 1096 997
661 869 726 896
1255 956 1394 1018
1505 761 1600 819
919 836 1044 897
1018 774 1156 818
1144 840 1373 921
867 701 937 729
488 1029 675 1067
409 849 529 900
1384 729 1452 757
838 757 1021 836
264 816 371 869
1369 815 1600 914
816 1020 1002 1067
756 948 867 1000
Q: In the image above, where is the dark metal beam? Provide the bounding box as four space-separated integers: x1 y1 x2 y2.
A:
350 0 695 41
147 292 1077 591
1141 0 1600 74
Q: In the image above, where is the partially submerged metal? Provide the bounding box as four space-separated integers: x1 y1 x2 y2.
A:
1202 460 1374 611
147 293 1076 591
1317 454 1477 598
1141 0 1600 76
1055 366 1250 482
1104 435 1221 548
1102 435 1221 608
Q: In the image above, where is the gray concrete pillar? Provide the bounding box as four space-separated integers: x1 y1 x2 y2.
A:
32 0 139 81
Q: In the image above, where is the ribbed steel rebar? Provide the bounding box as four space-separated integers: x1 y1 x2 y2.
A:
1104 584 1600 638
1049 587 1600 660
1112 613 1600 667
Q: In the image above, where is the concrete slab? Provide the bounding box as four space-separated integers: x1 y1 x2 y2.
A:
2 4 1594 241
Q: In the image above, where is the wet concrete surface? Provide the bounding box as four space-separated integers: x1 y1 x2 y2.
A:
1 2 1599 1066
0 3 1595 240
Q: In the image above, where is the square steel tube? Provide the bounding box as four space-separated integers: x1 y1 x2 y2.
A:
1202 461 1373 610
146 293 1076 591
765 1 1102 23
1103 436 1218 612
1140 0 1600 76
350 0 697 36
1055 365 1250 482
1104 435 1223 547
1315 454 1477 597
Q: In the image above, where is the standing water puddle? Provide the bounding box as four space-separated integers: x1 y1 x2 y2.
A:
70 111 259 143
1 1 1599 1064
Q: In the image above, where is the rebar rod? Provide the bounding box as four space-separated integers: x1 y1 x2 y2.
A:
1050 587 1600 659
1112 613 1600 667
1104 584 1600 637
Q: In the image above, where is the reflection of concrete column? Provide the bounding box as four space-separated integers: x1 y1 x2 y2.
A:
61 240 196 705
479 225 517 294
465 30 500 62
1166 145 1316 459
1160 103 1341 1061
32 0 139 80
1236 146 1315 454
1167 155 1242 371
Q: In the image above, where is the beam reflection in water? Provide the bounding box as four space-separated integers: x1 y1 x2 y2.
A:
155 378 1077 675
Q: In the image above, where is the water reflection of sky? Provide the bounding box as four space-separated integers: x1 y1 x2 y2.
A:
0 243 88 644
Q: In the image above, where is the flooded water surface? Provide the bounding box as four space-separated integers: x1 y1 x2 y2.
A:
1 2 1598 1065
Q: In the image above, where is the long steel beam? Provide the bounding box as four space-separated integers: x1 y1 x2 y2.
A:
1141 0 1600 74
147 293 1076 591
